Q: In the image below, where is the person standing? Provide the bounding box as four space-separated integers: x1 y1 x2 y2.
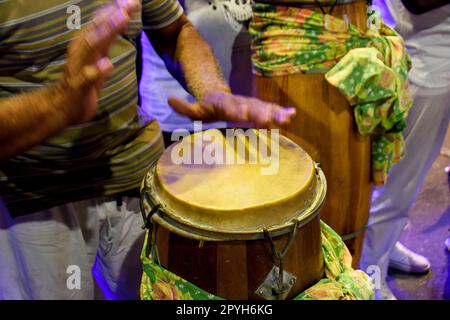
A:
360 0 450 300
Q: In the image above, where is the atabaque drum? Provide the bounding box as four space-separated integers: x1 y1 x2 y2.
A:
252 0 372 267
140 129 326 300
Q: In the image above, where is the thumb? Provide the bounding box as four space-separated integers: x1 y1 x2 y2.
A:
168 96 206 120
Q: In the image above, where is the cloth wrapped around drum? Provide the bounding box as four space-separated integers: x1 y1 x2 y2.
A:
139 129 374 300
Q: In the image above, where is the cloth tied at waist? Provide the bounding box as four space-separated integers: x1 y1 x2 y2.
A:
249 3 413 185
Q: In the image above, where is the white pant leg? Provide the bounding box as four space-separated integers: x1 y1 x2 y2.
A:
0 199 95 300
91 197 145 300
0 196 145 300
360 84 450 278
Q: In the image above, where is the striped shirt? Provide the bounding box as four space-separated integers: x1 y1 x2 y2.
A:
0 0 184 217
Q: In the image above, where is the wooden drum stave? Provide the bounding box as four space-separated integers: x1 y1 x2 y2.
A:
141 130 327 300
251 0 372 267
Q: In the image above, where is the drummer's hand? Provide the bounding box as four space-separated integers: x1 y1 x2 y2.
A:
168 92 296 128
56 0 141 125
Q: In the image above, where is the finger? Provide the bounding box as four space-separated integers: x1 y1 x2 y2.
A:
245 98 272 128
93 0 141 47
250 99 295 127
203 93 250 122
168 97 209 120
222 95 251 122
70 57 113 89
273 107 296 126
117 0 142 12
85 7 131 57
93 0 141 57
71 4 132 67
94 57 114 91
235 100 250 122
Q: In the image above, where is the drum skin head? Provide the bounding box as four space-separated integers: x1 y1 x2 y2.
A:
144 129 326 239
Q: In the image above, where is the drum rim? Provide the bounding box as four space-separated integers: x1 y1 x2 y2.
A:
141 163 327 241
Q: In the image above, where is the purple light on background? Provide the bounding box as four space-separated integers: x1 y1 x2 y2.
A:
92 256 117 300
373 0 396 28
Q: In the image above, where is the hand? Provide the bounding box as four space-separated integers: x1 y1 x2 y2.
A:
168 92 296 128
55 0 141 125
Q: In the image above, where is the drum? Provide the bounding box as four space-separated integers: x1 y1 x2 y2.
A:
141 129 327 300
251 0 372 267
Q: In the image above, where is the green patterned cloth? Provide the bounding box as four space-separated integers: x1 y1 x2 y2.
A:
249 4 413 185
295 222 374 300
140 221 375 300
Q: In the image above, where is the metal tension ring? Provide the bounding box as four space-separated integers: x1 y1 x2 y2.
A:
256 220 299 300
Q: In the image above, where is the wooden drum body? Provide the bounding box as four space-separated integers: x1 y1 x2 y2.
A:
252 0 372 267
141 130 327 300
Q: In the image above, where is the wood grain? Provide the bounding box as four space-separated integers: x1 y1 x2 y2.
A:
156 215 324 300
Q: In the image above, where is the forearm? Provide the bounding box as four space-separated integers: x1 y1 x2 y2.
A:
0 1 138 162
147 16 231 100
0 86 70 162
174 21 231 99
149 18 296 127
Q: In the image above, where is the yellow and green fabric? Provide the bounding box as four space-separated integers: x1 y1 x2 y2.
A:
249 4 413 185
140 221 375 300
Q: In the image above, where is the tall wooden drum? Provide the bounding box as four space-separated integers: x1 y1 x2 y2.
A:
141 130 327 300
252 0 372 267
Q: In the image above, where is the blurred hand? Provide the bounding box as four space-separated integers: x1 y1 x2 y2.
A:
168 92 296 128
56 0 141 125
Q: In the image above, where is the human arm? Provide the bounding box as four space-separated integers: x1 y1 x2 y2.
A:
144 9 295 128
0 0 140 162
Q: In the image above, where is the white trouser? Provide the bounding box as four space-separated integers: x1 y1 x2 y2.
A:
0 196 145 300
360 83 450 279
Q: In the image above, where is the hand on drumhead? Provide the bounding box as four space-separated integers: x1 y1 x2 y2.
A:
168 92 296 128
56 0 141 125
